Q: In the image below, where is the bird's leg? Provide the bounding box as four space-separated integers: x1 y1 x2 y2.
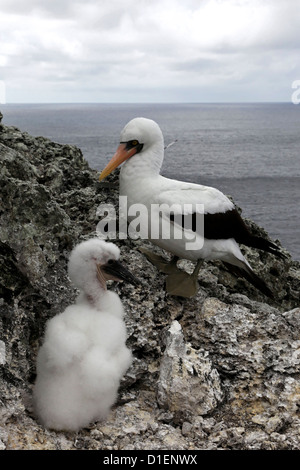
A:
139 247 180 274
165 259 203 298
139 246 203 298
166 255 180 273
192 258 202 278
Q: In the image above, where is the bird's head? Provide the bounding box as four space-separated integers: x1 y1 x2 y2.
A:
99 117 164 181
68 238 139 292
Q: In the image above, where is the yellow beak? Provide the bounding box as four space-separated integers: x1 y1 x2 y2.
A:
99 143 138 181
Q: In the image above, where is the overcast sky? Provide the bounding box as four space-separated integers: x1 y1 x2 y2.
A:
1 0 300 103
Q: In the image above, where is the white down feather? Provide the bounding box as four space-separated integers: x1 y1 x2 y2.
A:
33 239 133 432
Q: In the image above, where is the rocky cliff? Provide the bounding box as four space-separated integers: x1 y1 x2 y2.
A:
0 111 299 450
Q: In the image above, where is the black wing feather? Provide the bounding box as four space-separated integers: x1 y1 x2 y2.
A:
170 208 285 259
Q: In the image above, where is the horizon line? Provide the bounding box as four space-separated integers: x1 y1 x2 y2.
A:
0 100 293 106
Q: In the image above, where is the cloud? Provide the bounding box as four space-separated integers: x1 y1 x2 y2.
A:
1 0 300 102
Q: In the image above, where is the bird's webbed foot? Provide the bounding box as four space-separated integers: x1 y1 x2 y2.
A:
165 259 203 298
140 247 203 298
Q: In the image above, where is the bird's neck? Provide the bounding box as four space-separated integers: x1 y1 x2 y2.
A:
77 289 123 317
86 292 104 307
80 278 108 307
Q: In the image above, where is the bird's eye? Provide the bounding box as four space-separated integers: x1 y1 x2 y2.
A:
132 140 138 146
107 259 114 265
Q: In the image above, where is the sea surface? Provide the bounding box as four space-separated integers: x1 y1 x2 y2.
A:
1 103 300 260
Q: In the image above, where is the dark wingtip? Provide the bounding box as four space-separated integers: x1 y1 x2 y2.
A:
248 236 288 261
223 262 274 299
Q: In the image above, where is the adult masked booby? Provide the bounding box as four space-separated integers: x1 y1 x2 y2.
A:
99 117 284 298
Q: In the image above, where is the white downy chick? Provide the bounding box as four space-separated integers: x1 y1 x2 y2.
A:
33 238 139 432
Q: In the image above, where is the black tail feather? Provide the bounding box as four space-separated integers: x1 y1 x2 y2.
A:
223 262 274 299
246 235 286 260
186 209 287 260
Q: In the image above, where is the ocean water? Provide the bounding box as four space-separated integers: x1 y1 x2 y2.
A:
1 103 300 260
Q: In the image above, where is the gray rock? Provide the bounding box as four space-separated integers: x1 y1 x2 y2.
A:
0 340 5 365
0 114 299 450
157 320 223 422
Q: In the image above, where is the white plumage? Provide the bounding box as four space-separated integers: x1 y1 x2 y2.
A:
100 117 284 298
33 238 137 432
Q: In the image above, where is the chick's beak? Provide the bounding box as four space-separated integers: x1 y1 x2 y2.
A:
99 143 138 181
98 260 140 286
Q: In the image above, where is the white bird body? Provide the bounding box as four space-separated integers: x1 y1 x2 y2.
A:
120 171 241 265
100 117 284 297
33 239 136 431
